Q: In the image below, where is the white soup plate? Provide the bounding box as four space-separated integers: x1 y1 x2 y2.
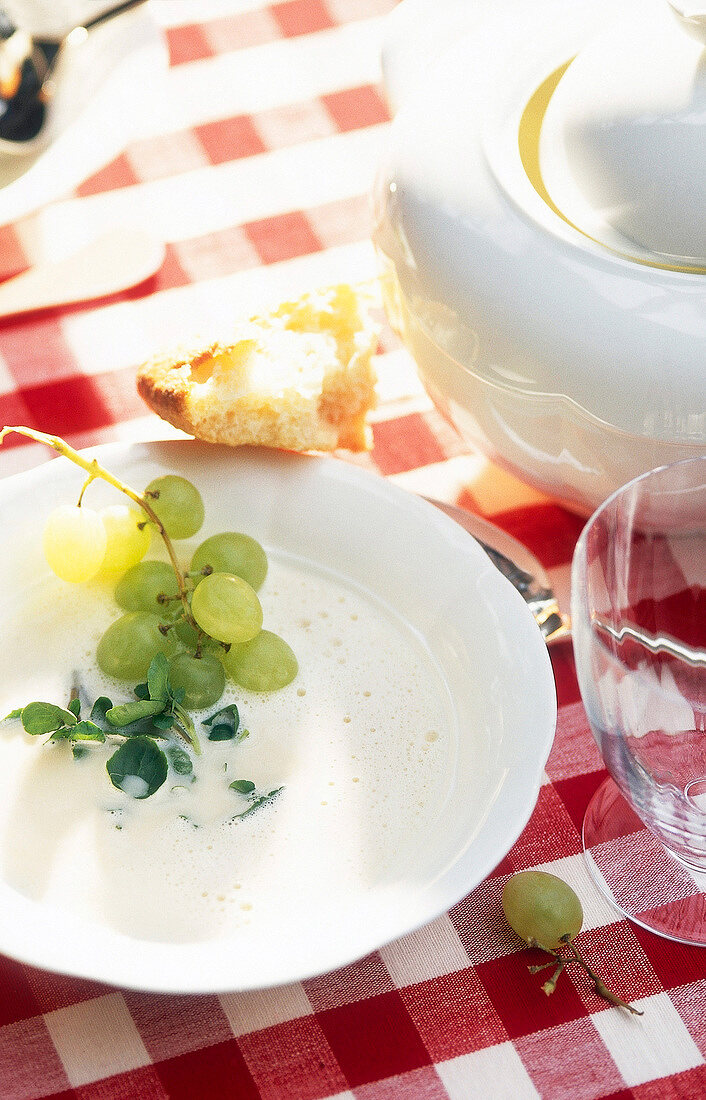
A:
0 440 556 993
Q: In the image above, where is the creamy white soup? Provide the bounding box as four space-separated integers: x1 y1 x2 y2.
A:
0 552 455 944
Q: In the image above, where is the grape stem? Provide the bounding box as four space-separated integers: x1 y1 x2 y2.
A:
528 956 566 996
0 425 204 753
528 937 644 1015
0 426 193 621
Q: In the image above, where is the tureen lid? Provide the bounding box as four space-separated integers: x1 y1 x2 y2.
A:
539 1 706 268
373 0 706 445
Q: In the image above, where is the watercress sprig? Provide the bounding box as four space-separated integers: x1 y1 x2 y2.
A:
3 654 284 810
106 653 200 754
4 655 204 795
230 784 284 818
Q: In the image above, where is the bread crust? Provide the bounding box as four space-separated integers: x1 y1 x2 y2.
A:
137 347 211 437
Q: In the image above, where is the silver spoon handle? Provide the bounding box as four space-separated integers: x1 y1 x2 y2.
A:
473 538 571 645
425 496 572 645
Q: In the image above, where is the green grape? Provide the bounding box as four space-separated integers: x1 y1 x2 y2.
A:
172 618 221 655
190 572 263 644
98 504 152 576
222 630 298 692
144 475 204 539
168 652 226 709
173 618 200 650
502 871 583 949
190 532 268 591
96 612 174 681
114 560 180 614
43 504 107 582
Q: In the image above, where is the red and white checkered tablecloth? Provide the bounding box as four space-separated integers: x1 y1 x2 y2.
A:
0 2 705 1097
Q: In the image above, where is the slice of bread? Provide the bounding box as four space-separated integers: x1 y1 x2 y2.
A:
137 284 379 452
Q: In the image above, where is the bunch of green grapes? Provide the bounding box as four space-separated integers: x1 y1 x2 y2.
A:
42 474 298 708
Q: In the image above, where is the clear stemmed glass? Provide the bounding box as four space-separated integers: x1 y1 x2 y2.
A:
572 457 706 944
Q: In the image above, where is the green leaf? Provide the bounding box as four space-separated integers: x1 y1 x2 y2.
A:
167 745 193 776
151 712 175 730
204 703 239 741
234 786 284 819
105 699 166 728
48 726 73 741
122 723 167 740
147 653 170 702
207 722 235 741
70 721 106 742
3 708 23 722
68 697 81 718
229 779 255 794
21 702 78 735
134 682 150 701
50 720 105 744
106 736 168 799
172 703 199 754
204 703 239 728
90 697 113 723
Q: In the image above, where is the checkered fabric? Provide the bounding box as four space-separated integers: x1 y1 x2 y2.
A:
0 2 705 1097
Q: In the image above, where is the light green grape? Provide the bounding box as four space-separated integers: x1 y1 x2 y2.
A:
96 612 174 681
114 560 180 614
222 630 298 692
43 504 107 582
98 504 151 576
190 572 262 644
502 871 583 948
144 475 204 539
168 652 225 709
190 532 268 591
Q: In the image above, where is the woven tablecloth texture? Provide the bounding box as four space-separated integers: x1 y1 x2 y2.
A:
0 2 705 1097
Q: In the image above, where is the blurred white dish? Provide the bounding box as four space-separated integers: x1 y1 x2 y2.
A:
374 0 706 516
0 439 555 993
0 3 166 226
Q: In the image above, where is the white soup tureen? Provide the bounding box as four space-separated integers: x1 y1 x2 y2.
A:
373 0 706 515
